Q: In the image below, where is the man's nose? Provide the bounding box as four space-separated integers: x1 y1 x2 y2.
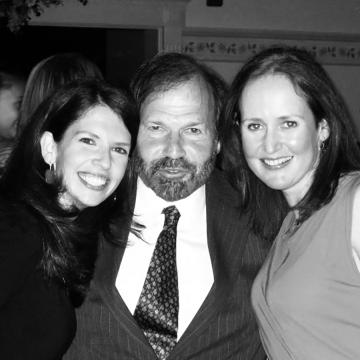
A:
163 134 186 159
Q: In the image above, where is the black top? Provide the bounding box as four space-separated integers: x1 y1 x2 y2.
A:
0 199 76 360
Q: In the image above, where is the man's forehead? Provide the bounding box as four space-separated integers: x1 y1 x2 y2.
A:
145 77 212 102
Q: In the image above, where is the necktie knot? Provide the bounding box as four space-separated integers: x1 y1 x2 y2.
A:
162 206 180 228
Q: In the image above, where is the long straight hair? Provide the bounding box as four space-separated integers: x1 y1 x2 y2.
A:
220 46 360 241
0 79 139 305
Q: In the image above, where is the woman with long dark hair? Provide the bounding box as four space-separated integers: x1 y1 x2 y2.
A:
222 46 360 359
0 79 139 359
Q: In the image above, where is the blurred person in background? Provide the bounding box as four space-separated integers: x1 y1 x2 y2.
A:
18 52 104 134
0 69 25 174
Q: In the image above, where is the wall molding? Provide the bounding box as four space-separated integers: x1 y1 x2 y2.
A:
183 28 360 65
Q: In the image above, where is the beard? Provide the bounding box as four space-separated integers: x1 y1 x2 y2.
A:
132 150 217 201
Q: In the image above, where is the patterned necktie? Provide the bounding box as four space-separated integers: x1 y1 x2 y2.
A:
134 205 180 360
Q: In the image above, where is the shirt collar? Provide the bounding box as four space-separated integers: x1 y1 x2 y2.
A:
134 177 206 221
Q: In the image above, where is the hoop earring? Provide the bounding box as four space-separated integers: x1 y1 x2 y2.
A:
45 163 56 184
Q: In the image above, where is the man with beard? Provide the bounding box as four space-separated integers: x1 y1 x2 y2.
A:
64 53 267 360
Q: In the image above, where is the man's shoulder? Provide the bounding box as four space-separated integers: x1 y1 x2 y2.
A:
206 168 239 204
204 168 246 224
207 168 231 188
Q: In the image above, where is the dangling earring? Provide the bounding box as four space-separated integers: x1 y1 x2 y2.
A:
45 162 56 184
113 194 117 202
319 141 326 152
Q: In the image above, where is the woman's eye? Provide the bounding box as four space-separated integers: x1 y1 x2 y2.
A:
247 123 261 131
79 137 95 145
284 121 297 128
113 147 128 155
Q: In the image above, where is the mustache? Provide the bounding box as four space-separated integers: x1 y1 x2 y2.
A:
150 157 196 175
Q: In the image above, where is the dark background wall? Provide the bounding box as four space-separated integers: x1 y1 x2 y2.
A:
0 24 158 89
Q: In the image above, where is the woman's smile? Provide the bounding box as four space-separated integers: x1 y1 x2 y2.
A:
261 156 293 169
78 171 109 190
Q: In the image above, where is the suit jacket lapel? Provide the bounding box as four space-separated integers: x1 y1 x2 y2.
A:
171 170 249 355
91 185 154 352
93 240 158 356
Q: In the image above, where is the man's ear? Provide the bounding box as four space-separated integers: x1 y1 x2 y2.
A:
216 140 221 154
40 131 57 165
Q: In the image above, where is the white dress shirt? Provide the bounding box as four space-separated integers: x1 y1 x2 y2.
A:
116 178 214 339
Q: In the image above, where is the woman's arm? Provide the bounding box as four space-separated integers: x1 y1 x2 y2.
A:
351 185 360 271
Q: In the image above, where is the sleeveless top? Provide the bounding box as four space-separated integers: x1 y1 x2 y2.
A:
251 172 360 360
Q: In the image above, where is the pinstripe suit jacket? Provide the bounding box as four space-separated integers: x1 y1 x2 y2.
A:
64 170 268 360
